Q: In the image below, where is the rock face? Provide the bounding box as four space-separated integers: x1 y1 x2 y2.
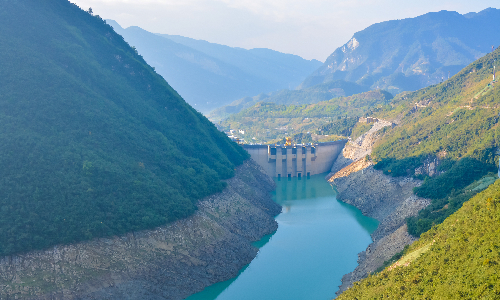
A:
327 120 430 295
0 160 281 300
332 166 430 295
327 119 392 178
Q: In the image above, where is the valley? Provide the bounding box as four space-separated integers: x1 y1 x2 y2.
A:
1 1 499 299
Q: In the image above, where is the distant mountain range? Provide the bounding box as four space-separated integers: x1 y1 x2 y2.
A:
301 8 500 94
208 80 369 121
106 20 321 113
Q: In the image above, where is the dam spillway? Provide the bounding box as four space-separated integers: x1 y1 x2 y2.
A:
243 140 347 178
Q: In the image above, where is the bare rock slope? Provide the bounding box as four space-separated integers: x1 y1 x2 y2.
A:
327 120 430 295
0 160 281 300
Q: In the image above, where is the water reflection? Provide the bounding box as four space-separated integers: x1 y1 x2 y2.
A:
274 174 333 202
186 173 378 300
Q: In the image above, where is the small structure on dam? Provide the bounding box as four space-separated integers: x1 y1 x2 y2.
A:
243 140 347 178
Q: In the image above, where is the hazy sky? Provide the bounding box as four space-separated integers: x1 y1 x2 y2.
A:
69 0 499 61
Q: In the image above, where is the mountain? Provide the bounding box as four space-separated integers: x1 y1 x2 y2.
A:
0 0 249 256
302 8 500 95
331 48 500 297
372 48 499 167
208 79 369 121
220 89 393 144
368 47 500 238
337 179 500 299
106 20 322 113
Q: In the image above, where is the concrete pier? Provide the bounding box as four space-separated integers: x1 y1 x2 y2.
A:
243 140 347 178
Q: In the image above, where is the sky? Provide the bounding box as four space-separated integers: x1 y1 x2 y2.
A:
69 0 500 62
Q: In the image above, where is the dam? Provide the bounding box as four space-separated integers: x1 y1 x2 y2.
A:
243 140 347 178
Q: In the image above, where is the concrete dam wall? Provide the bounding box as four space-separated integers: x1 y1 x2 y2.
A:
243 140 347 178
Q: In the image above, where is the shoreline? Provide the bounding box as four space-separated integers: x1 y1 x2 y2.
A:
0 160 281 300
330 165 429 295
325 120 431 295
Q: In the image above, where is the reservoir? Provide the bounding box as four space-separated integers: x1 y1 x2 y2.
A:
186 174 378 300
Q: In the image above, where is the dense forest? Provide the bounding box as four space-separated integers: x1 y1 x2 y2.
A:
0 0 249 256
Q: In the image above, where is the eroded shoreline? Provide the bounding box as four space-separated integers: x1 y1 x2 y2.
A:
327 121 430 295
0 160 281 300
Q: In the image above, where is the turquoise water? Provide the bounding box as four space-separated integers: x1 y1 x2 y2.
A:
186 174 378 300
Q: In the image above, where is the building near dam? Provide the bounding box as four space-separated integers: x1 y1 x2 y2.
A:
243 140 347 178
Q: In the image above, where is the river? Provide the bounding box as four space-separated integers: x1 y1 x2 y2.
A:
186 173 378 300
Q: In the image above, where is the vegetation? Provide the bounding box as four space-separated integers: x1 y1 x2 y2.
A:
373 245 410 274
208 80 369 121
372 48 500 162
277 132 344 145
221 90 393 144
414 157 497 199
337 180 500 299
407 174 497 237
365 48 500 239
316 117 358 136
0 0 249 256
350 122 373 140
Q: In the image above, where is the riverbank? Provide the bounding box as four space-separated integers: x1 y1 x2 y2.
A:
0 160 281 300
327 121 430 295
185 172 378 300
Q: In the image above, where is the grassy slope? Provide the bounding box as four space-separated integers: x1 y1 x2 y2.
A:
338 180 500 299
0 0 249 256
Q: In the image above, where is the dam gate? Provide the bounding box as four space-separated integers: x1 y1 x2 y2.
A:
243 140 347 178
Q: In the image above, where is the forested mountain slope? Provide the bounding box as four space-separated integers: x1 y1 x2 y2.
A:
303 8 500 95
337 179 500 299
334 44 500 299
208 80 368 121
0 0 249 256
106 20 321 113
373 48 500 163
367 47 500 238
220 90 393 144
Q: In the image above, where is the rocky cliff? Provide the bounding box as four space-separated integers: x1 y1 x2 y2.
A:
0 160 280 300
327 120 430 295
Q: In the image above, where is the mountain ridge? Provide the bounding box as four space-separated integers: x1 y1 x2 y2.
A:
208 79 369 121
302 8 500 95
106 20 321 113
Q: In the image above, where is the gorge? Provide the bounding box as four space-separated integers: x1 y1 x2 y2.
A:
2 1 500 299
186 173 378 300
0 161 281 300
